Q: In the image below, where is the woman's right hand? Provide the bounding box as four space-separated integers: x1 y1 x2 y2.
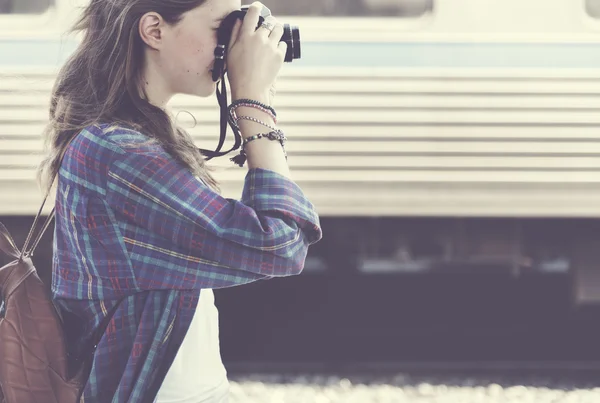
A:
226 1 287 106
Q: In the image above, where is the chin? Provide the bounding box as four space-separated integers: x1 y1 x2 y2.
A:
178 73 218 98
185 82 217 98
207 80 219 96
199 87 216 98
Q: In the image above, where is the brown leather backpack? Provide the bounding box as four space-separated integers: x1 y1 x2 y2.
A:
0 136 116 403
0 203 84 402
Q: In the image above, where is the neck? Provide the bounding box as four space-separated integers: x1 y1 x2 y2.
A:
142 61 172 109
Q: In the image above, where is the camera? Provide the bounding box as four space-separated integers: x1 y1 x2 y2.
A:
211 5 301 82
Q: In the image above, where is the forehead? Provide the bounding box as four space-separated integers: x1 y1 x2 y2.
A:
187 0 241 21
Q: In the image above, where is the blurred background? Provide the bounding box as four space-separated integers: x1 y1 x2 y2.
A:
3 0 600 401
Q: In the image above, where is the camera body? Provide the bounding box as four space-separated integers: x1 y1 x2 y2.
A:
211 5 301 82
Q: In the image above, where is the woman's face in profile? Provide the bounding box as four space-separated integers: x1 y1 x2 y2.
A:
159 0 241 98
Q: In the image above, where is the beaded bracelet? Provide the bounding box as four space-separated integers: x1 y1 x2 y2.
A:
235 115 278 132
230 130 288 167
229 103 277 123
228 99 277 129
229 98 277 120
227 112 276 133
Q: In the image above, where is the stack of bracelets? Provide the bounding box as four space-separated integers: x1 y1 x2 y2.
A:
227 99 288 167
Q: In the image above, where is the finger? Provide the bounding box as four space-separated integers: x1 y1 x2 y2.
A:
241 2 263 36
277 41 288 60
228 18 242 49
257 16 277 37
269 23 284 45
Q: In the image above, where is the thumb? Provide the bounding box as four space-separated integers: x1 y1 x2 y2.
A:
228 19 243 49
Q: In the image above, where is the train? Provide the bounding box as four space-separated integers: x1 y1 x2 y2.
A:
2 0 600 310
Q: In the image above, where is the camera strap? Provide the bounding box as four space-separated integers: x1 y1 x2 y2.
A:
198 70 243 162
198 11 246 162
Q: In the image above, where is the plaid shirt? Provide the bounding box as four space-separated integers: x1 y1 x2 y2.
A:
51 124 322 403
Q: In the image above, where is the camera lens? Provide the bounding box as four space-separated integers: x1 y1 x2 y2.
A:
282 25 301 63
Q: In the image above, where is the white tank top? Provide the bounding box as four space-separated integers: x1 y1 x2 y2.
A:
154 289 229 403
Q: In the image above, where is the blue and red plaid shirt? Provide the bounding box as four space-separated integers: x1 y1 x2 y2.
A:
51 124 322 402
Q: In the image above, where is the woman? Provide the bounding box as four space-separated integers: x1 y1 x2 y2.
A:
36 0 322 402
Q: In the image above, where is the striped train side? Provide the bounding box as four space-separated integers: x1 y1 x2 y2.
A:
2 0 600 218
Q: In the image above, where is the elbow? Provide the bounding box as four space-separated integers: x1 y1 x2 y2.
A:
263 219 322 277
288 243 309 276
286 225 321 275
271 235 311 277
260 237 308 277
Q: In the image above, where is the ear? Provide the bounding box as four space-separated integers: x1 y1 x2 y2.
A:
139 12 165 50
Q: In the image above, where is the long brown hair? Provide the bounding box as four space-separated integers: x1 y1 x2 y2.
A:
37 0 219 193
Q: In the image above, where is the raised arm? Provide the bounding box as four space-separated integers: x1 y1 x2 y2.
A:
105 143 322 291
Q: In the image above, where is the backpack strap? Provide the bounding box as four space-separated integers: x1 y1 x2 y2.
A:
0 221 20 260
20 133 80 261
20 198 56 261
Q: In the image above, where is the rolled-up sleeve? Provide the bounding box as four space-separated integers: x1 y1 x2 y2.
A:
105 144 322 291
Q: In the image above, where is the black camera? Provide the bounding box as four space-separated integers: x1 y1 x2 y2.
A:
211 5 301 82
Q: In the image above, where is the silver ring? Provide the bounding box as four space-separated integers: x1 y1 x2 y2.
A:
260 22 275 32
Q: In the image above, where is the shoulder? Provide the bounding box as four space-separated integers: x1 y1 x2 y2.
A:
101 124 164 156
60 123 169 193
67 123 168 164
74 123 161 154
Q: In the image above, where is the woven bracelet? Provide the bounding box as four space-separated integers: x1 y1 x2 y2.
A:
230 130 288 167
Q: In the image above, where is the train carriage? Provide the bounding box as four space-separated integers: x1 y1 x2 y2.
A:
2 0 600 308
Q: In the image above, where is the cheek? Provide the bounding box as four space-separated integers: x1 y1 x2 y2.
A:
184 31 215 70
169 34 213 76
194 42 214 72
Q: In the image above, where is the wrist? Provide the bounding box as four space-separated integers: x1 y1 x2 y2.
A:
229 98 277 139
231 91 271 106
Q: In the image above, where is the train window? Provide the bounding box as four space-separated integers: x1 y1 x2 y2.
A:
0 0 54 14
586 0 600 18
263 0 433 17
